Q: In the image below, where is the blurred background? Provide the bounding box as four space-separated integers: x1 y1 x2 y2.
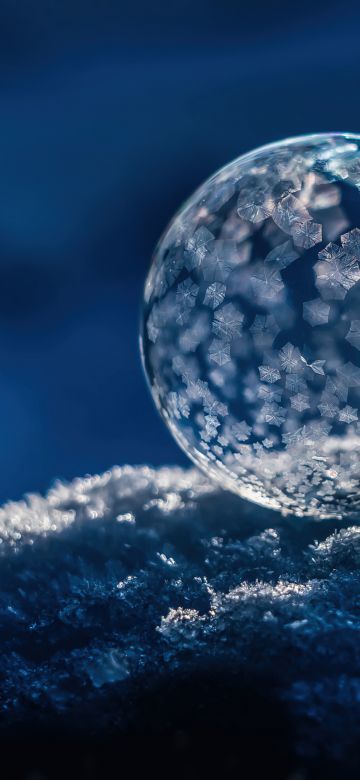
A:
1 0 360 502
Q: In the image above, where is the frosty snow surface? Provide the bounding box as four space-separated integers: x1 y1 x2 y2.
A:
1 464 360 772
142 133 360 519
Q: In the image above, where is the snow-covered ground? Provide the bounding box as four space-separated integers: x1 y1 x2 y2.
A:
1 465 360 777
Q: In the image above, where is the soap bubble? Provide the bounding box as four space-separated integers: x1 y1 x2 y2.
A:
141 133 360 519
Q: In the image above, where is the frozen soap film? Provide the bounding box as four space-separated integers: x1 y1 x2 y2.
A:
141 133 360 519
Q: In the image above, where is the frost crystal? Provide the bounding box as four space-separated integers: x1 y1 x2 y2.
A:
3 462 360 771
209 339 231 366
338 404 358 423
315 241 360 300
292 220 322 249
184 226 214 271
250 263 284 302
143 133 360 519
279 343 303 373
236 177 274 222
176 278 199 308
202 249 233 282
346 320 360 350
303 299 330 326
340 227 360 258
290 393 311 412
212 303 244 340
318 394 339 418
203 282 226 309
259 365 281 383
264 240 299 270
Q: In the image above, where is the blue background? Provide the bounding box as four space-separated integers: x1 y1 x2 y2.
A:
1 0 360 502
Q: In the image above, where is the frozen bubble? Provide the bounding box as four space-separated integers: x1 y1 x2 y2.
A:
141 133 360 519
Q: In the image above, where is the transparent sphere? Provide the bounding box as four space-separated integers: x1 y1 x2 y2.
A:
141 133 360 519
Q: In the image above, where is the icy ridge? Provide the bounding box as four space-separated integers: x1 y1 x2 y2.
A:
0 464 360 767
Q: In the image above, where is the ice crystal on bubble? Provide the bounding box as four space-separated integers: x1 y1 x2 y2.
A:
338 404 358 423
285 374 307 394
340 227 360 258
290 393 311 412
208 339 231 366
212 303 244 340
203 282 226 309
259 365 281 383
260 402 286 426
176 278 199 308
272 193 311 235
142 133 360 519
292 220 322 249
314 241 360 300
303 298 330 327
279 343 303 373
318 394 339 419
202 248 233 282
184 225 215 268
249 314 280 349
346 319 360 350
336 361 360 387
264 239 299 270
307 358 326 375
250 263 284 302
236 177 274 222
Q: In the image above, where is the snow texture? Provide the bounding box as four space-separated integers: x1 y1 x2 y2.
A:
1 465 360 777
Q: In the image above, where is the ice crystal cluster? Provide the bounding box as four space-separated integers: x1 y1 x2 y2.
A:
142 133 360 519
1 465 360 774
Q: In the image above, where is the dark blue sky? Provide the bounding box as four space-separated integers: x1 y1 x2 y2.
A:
1 0 360 501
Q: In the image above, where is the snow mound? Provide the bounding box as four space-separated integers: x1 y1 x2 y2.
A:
1 465 360 776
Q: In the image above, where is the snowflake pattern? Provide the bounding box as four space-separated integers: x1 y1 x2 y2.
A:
260 403 286 426
279 343 303 373
338 405 358 424
292 220 322 249
208 339 231 366
318 394 339 418
340 228 360 258
203 282 226 309
212 303 244 341
176 278 199 308
184 226 215 271
314 242 360 300
272 194 311 234
202 250 234 282
236 178 274 223
250 263 284 302
290 393 311 412
258 365 281 383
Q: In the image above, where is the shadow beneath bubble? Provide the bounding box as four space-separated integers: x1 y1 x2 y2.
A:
1 662 358 780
